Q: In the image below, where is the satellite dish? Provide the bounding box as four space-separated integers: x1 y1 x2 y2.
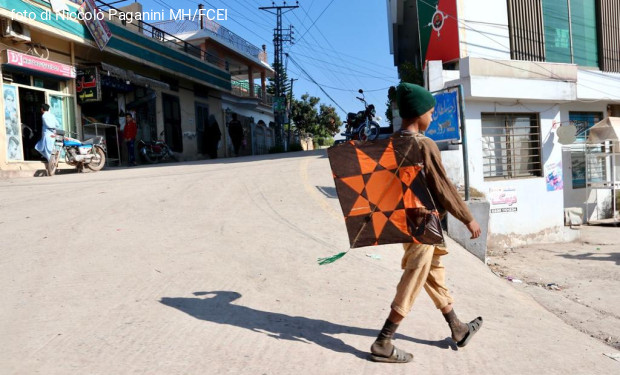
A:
557 124 577 145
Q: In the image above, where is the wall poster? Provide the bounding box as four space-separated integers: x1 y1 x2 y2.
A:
3 84 23 161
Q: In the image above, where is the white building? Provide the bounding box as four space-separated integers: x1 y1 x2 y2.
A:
387 0 620 248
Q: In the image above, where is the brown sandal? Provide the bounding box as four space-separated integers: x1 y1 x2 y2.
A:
370 346 413 363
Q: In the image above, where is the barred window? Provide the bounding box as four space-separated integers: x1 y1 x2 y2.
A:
482 113 542 179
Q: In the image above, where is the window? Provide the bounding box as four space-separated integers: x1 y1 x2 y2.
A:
568 112 602 188
569 111 603 142
508 0 602 68
598 0 620 72
482 113 542 179
507 0 545 61
542 0 598 67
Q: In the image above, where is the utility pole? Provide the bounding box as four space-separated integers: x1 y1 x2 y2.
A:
287 77 298 148
260 1 298 150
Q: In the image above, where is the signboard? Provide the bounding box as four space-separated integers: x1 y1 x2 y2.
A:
273 96 286 112
5 50 76 79
79 0 112 51
426 90 460 142
76 66 101 102
417 0 460 66
489 187 518 213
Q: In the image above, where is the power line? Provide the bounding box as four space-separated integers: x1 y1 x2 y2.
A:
288 54 347 114
295 0 335 44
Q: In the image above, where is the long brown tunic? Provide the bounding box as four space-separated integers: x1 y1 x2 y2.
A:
399 130 474 225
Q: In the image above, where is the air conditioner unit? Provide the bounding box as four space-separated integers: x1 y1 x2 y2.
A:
1 19 31 43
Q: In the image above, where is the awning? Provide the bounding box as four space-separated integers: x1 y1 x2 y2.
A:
587 117 620 143
99 62 170 90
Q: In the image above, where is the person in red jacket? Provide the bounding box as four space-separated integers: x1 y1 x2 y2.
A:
124 113 137 166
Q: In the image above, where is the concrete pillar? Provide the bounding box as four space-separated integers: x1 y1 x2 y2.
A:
248 66 254 97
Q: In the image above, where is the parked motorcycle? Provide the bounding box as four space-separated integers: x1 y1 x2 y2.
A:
47 130 106 176
138 131 175 164
341 89 380 141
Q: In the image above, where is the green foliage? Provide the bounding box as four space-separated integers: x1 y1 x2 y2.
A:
398 61 424 86
385 61 424 128
267 62 290 97
290 93 342 138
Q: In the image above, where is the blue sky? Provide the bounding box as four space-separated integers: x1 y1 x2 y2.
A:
133 0 400 135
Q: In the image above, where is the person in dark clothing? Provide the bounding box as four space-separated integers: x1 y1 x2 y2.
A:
205 114 221 159
228 113 243 156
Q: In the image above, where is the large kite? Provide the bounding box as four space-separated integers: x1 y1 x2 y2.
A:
321 137 441 264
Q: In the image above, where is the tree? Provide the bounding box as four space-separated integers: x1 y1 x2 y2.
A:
266 62 290 98
317 104 342 137
290 93 342 138
384 61 424 128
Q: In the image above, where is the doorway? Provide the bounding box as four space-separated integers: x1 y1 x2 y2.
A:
195 103 209 154
18 88 45 161
162 93 182 153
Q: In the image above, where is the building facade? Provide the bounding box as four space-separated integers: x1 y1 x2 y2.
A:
387 0 620 248
1 0 275 176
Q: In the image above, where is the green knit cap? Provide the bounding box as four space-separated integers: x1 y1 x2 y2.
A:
396 83 436 119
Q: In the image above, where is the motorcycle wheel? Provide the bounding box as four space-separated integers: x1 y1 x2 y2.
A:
86 147 106 171
358 121 380 141
47 152 58 176
142 149 159 164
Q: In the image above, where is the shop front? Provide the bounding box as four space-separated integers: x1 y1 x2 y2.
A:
1 49 76 169
76 63 165 165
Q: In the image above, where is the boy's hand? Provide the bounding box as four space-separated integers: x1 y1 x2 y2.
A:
466 220 482 239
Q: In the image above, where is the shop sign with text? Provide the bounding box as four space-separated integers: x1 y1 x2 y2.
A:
4 50 76 79
76 67 101 103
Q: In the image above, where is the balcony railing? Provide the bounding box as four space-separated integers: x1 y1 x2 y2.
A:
232 80 273 106
85 0 240 73
231 80 273 105
152 19 268 64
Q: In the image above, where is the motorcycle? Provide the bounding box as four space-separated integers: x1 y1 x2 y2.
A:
341 89 380 141
138 131 175 164
47 129 106 176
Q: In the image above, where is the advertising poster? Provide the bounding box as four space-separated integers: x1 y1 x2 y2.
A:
417 0 460 66
489 187 518 213
3 84 23 161
545 161 564 191
76 66 101 103
571 152 585 189
79 0 113 51
426 90 460 142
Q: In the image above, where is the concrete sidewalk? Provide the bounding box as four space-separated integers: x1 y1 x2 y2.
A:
0 151 618 374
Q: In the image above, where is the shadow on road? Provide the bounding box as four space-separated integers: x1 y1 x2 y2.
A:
557 252 620 265
160 291 456 359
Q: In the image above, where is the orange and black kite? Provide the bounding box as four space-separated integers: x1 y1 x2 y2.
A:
326 136 437 253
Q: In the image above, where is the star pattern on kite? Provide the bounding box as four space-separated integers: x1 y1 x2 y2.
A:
328 137 435 248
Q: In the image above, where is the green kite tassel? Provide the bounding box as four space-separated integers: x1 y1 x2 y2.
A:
317 251 348 265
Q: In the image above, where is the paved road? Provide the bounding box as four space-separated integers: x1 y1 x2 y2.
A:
1 151 618 374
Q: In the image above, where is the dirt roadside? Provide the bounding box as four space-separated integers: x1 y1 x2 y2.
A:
487 224 620 351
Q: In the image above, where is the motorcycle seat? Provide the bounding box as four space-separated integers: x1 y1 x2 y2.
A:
81 139 94 145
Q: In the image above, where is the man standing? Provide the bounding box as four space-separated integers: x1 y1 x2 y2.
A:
35 103 59 170
124 113 137 166
228 113 243 156
370 83 483 363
